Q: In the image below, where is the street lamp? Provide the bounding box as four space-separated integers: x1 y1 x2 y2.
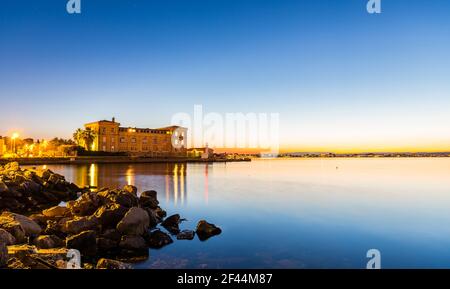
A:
11 133 19 154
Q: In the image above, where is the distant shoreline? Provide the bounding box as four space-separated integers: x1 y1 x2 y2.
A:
0 156 251 166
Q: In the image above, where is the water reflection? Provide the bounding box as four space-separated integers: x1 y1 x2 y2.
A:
47 163 190 205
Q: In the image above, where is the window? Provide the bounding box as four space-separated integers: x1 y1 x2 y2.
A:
111 137 115 142
111 146 115 151
102 136 107 143
143 137 148 144
120 137 126 143
102 146 106 151
131 138 136 143
153 137 157 144
111 128 115 133
102 128 106 134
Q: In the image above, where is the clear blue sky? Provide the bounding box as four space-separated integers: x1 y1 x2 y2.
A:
1 0 450 151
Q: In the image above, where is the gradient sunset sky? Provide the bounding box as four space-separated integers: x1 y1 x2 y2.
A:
1 0 450 153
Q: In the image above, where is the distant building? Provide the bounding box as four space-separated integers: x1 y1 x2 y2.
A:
187 146 214 159
84 118 187 156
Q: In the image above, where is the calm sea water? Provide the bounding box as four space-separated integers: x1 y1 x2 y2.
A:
35 158 450 268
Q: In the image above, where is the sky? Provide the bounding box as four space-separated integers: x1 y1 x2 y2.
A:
1 0 450 153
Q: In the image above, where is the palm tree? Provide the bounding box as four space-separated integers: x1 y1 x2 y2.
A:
73 128 97 151
73 128 84 147
82 129 97 151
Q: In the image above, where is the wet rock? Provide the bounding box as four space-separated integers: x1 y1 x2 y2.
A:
33 235 64 249
100 228 122 241
68 192 102 216
7 245 69 269
0 181 9 194
177 230 195 240
0 212 42 242
119 235 147 250
196 220 222 241
145 229 173 249
66 230 97 256
0 228 16 245
161 214 183 235
94 203 128 228
62 216 99 235
116 207 149 236
42 206 70 218
122 185 137 196
112 191 139 208
20 180 41 195
29 214 51 228
139 190 159 209
96 258 132 269
97 237 118 252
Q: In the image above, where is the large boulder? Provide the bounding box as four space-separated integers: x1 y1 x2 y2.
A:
139 190 159 209
96 258 132 269
0 228 16 245
96 237 118 252
122 185 137 196
145 229 173 249
0 212 42 242
119 235 147 250
68 192 102 216
93 203 128 228
116 207 149 236
112 191 139 208
62 216 99 235
33 235 64 249
42 206 70 218
66 230 97 256
161 214 183 235
196 220 222 241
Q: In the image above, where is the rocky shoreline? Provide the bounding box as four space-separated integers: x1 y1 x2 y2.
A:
0 162 221 269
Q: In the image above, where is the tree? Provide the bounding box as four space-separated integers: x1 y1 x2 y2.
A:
73 128 97 151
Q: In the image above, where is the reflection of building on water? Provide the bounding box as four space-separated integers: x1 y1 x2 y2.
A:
72 163 187 206
166 163 187 206
204 163 209 204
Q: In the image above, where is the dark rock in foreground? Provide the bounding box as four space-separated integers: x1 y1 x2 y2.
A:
196 220 222 241
177 230 195 240
0 162 222 269
0 162 83 213
146 229 173 249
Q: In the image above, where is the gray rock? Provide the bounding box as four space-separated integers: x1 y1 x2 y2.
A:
116 207 149 236
119 235 147 250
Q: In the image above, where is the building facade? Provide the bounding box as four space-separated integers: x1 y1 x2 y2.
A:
84 118 187 156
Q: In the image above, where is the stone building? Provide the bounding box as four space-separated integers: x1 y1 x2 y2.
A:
84 118 187 156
